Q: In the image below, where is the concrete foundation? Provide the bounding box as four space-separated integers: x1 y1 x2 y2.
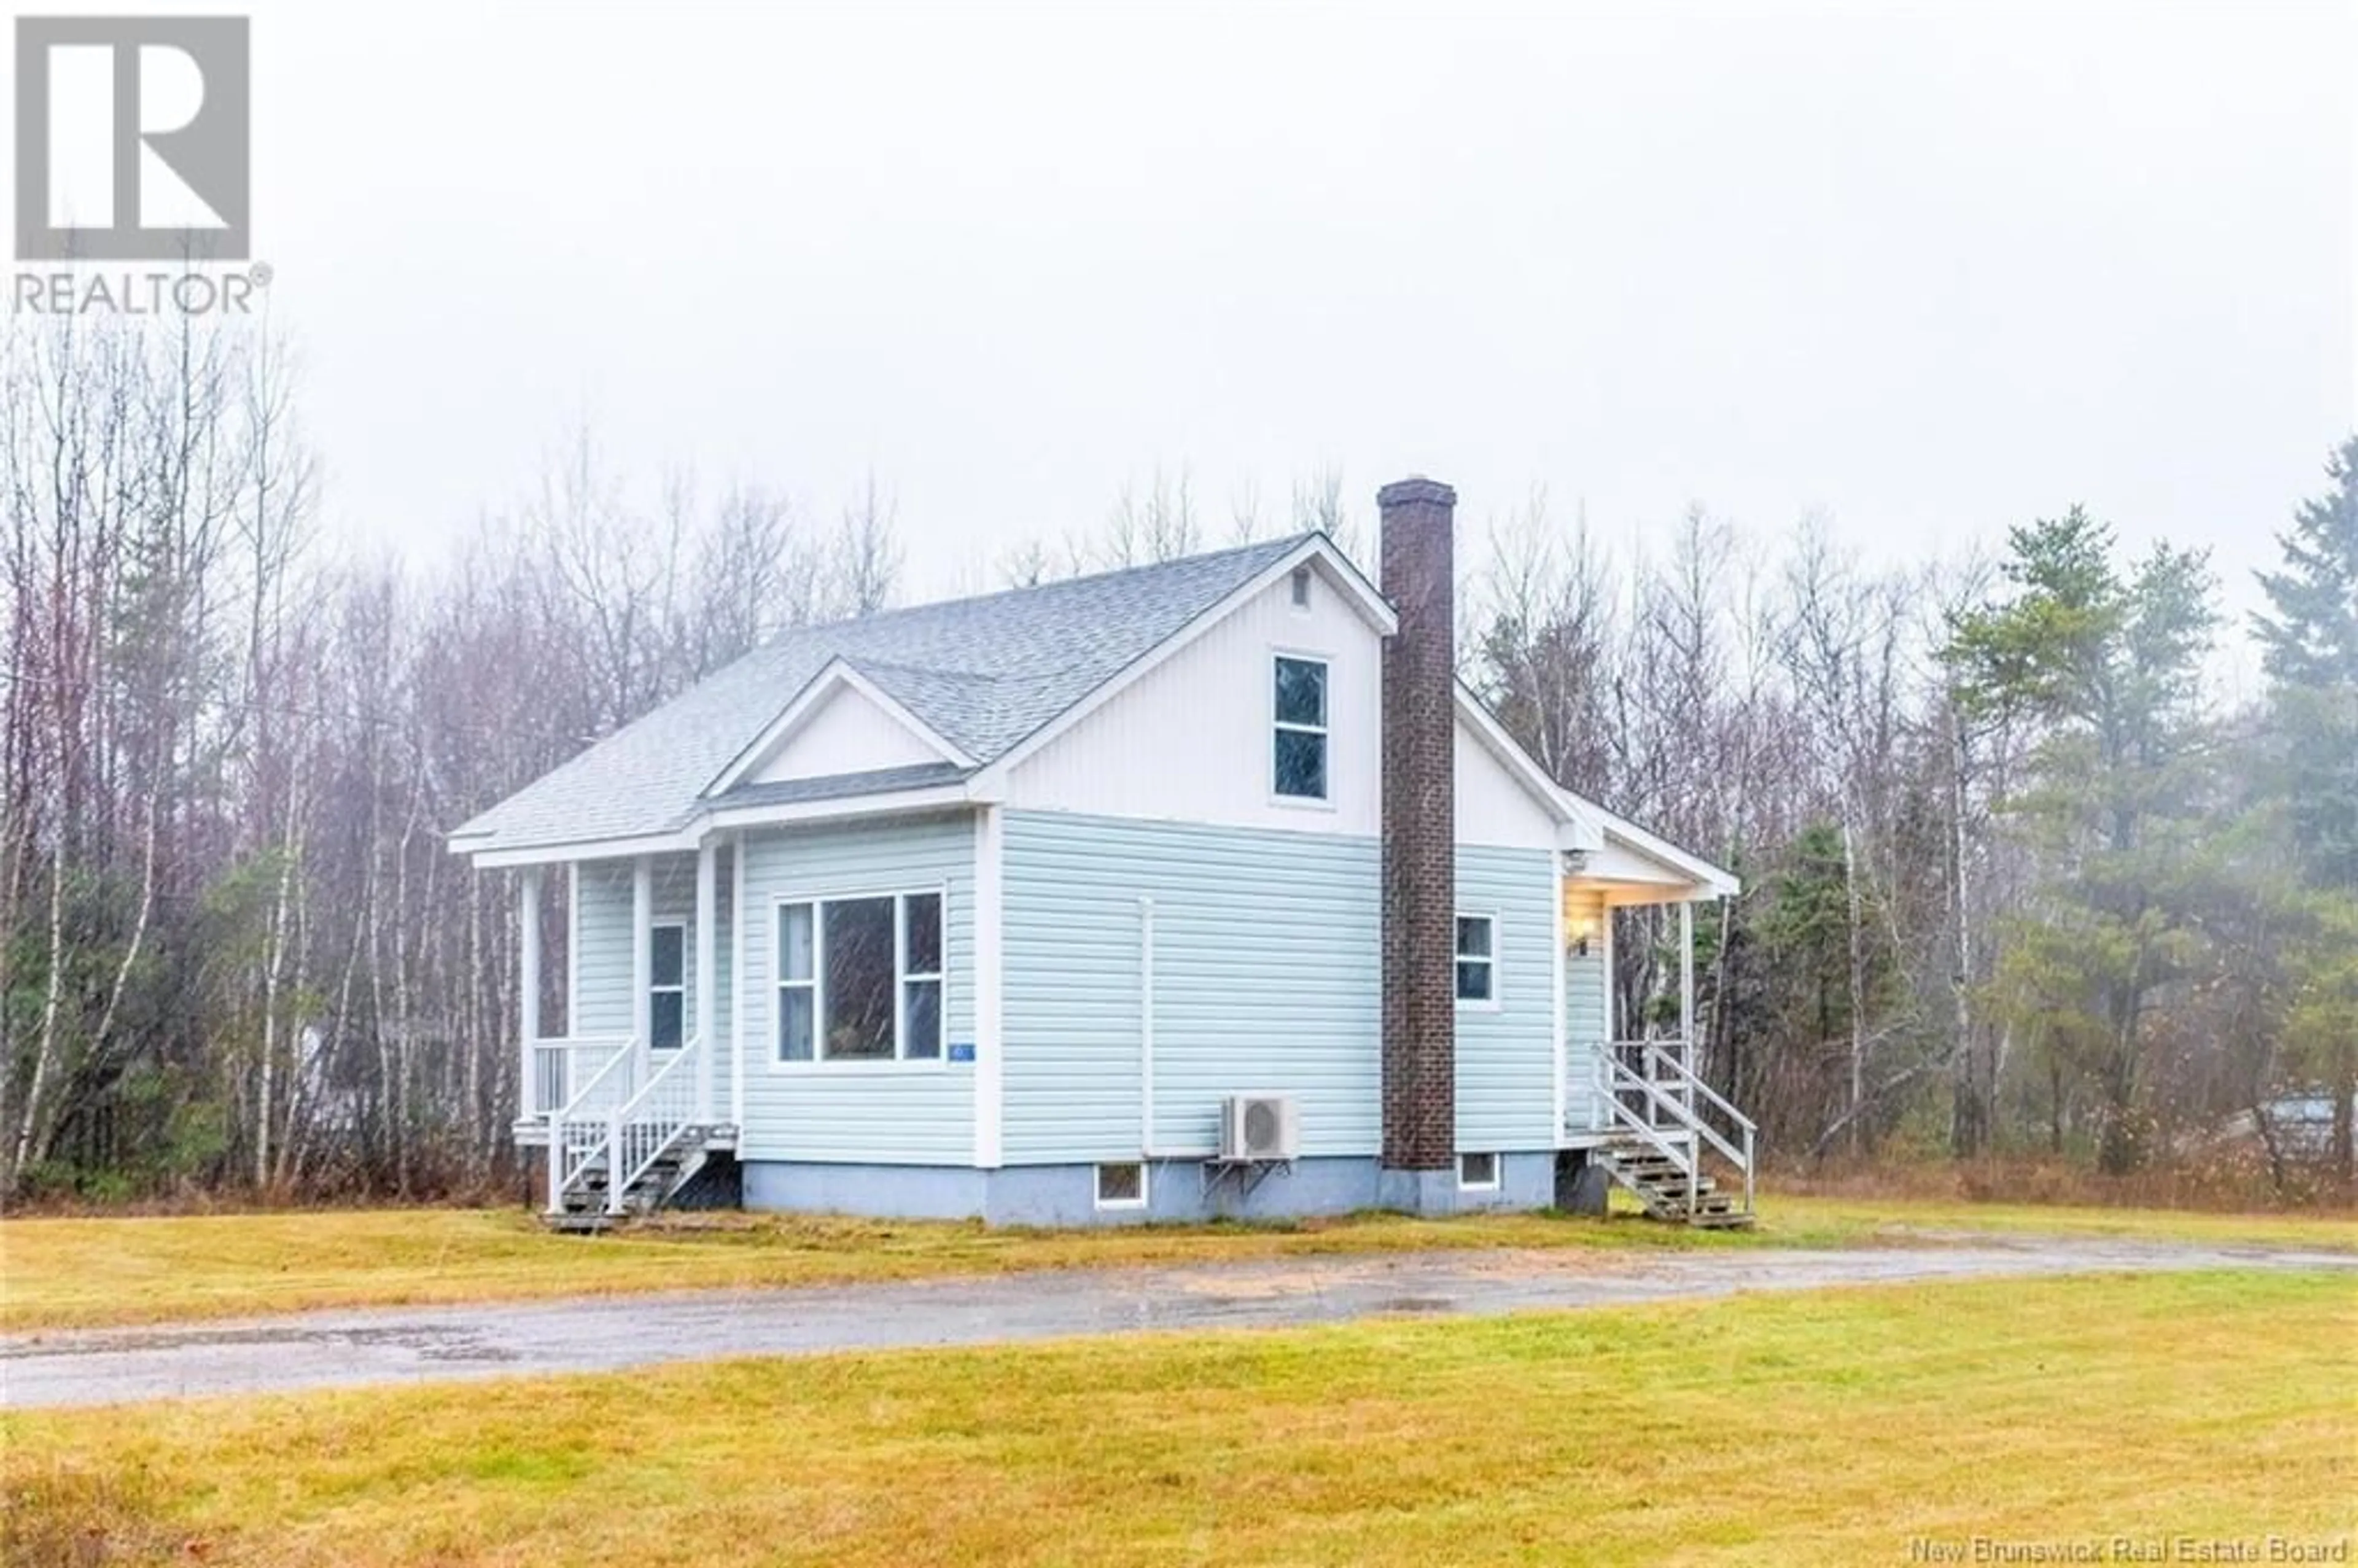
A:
739 1152 1560 1227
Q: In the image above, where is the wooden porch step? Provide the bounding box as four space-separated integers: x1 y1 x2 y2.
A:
1591 1137 1752 1228
541 1125 723 1230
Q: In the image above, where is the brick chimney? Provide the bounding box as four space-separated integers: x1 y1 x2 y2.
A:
1378 476 1457 1212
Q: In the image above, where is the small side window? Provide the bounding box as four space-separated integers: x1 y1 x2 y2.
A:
1290 566 1312 608
1458 1152 1500 1192
1094 1161 1148 1209
1455 914 1496 1005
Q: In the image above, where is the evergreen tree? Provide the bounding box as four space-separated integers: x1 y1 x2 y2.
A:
2254 434 2358 889
1947 509 2217 1173
2252 435 2358 1180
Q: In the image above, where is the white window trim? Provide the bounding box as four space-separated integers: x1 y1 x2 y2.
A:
1458 1152 1501 1192
1455 910 1501 1012
898 890 946 1064
1269 650 1334 809
769 887 952 1073
649 920 687 1050
1094 1160 1150 1211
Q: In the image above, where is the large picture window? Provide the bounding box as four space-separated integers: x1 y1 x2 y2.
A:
1272 654 1329 801
776 892 945 1063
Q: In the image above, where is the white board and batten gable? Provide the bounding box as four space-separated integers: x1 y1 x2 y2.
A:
749 682 944 784
1000 546 1578 854
713 659 971 794
1003 553 1386 834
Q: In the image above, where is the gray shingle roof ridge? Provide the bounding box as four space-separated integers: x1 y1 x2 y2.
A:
752 529 1322 651
835 653 1004 685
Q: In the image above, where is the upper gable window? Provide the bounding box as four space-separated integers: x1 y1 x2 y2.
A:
1289 566 1313 610
1272 655 1329 801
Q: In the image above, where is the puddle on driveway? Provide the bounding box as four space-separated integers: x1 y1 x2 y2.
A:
7 1241 2349 1410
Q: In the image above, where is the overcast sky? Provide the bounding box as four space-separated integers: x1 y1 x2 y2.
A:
211 2 2358 650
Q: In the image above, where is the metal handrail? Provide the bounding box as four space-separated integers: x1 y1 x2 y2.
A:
1597 1051 1757 1217
1641 1045 1755 1139
1598 1061 1694 1161
1600 1057 1703 1214
605 1036 704 1216
1637 1044 1757 1216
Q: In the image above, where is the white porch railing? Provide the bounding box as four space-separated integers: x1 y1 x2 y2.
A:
1596 1038 1757 1218
542 1035 710 1219
525 1035 633 1119
546 1040 643 1217
605 1036 706 1216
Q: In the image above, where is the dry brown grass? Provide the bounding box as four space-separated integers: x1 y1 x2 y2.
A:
1768 1150 2358 1213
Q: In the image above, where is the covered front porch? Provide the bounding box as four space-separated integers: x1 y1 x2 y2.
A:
1560 820 1756 1224
511 845 741 1224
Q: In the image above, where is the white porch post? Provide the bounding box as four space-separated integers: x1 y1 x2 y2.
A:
1599 896 1617 1133
973 804 1005 1169
1678 899 1697 1117
695 839 717 1125
1549 866 1567 1144
632 858 653 1062
518 867 542 1118
731 834 747 1130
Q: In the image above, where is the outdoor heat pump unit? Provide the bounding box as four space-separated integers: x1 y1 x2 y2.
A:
1219 1094 1300 1163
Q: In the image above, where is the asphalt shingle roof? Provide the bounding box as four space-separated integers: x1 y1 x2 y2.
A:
453 533 1317 852
709 762 972 810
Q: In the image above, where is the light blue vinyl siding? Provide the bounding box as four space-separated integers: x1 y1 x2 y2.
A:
569 853 734 1109
573 861 635 1035
1453 845 1560 1152
647 856 697 1041
734 813 975 1164
575 854 727 1039
1562 887 1611 1133
1002 810 1382 1163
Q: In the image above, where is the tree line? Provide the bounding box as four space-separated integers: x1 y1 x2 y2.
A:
4 311 2351 1203
2 316 900 1199
1469 460 2355 1194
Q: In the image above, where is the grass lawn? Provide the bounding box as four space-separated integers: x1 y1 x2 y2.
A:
0 1205 1775 1333
4 1195 2351 1334
1768 1193 2358 1252
6 1270 2352 1566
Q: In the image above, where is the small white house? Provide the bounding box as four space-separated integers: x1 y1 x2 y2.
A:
452 478 1751 1227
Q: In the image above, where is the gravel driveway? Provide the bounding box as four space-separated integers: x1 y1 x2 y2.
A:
7 1235 2349 1410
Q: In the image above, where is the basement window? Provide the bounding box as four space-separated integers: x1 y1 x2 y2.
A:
775 891 945 1063
1272 654 1329 801
1455 914 1496 1006
1458 1152 1500 1192
1095 1161 1148 1209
